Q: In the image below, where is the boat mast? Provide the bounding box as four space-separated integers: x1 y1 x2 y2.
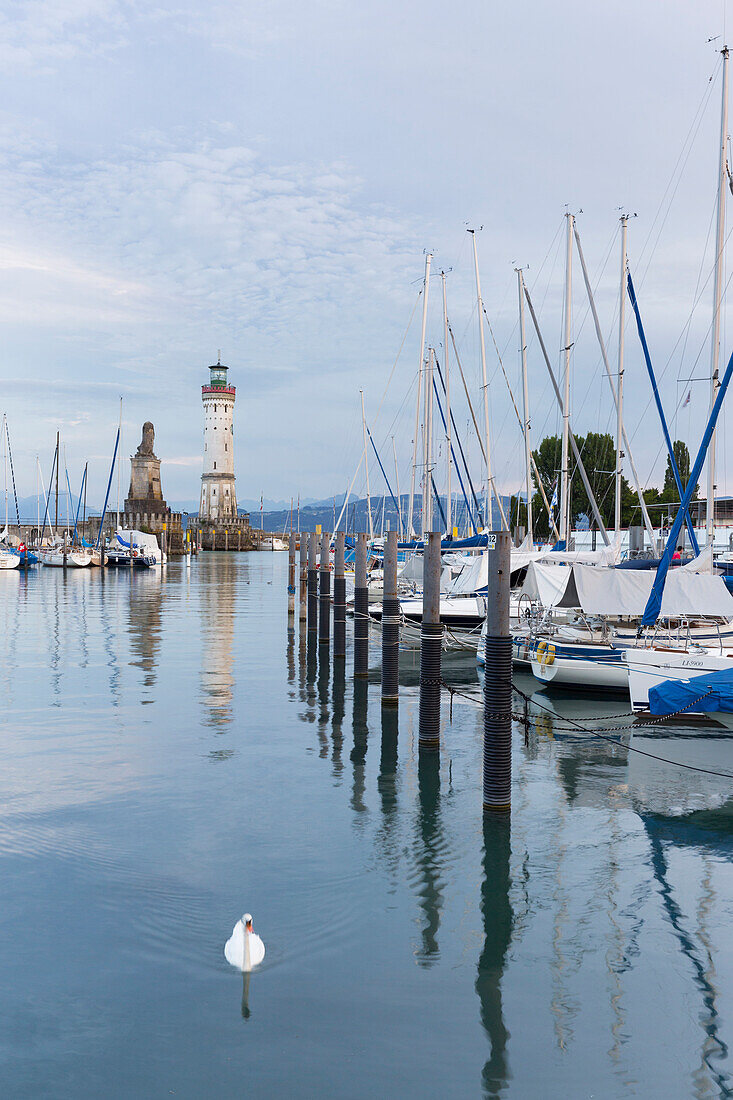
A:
707 45 729 546
615 215 629 538
516 268 533 545
3 414 7 535
116 398 122 531
360 389 373 541
441 272 452 536
54 429 59 533
64 446 69 539
471 230 504 530
392 436 402 539
408 252 431 538
423 348 434 534
560 212 574 547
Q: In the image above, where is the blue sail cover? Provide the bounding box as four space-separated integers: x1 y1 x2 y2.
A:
648 666 733 716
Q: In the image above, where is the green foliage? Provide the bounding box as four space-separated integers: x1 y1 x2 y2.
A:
529 433 695 533
660 440 698 503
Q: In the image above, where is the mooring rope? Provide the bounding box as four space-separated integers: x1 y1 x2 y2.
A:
439 678 733 779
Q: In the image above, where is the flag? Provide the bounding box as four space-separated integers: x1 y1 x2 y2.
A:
682 390 691 408
550 479 559 512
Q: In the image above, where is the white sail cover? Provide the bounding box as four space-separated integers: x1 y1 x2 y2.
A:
115 529 162 563
448 541 620 597
680 547 714 573
399 553 423 584
536 542 621 566
518 561 572 608
556 563 733 618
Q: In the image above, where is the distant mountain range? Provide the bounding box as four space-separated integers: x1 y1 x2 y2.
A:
249 492 512 535
169 495 322 514
10 492 102 524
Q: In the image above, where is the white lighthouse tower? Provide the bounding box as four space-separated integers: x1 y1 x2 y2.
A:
200 354 237 521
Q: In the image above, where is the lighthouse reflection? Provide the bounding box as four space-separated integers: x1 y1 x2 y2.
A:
199 555 237 729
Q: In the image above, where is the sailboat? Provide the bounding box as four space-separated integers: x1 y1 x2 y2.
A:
0 415 20 570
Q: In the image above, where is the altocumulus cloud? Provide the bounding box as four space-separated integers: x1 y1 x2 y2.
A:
0 126 424 498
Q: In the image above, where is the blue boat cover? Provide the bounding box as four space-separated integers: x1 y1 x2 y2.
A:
648 666 733 716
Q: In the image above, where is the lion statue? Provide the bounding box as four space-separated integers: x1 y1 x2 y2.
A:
136 421 156 457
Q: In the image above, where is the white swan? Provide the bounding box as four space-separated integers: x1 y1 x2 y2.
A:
224 913 265 971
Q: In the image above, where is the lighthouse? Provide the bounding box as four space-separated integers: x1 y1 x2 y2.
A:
200 355 237 521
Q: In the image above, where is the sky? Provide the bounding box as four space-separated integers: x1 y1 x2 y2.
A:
1 0 733 511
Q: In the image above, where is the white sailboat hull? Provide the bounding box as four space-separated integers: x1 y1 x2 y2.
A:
0 550 20 570
625 647 733 713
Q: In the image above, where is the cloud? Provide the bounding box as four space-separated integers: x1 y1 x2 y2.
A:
0 0 128 71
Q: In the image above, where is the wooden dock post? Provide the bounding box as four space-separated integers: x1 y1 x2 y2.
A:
418 531 441 751
381 530 399 706
299 535 307 621
307 532 318 632
483 531 512 813
333 532 346 659
319 531 331 647
288 533 296 617
354 533 369 678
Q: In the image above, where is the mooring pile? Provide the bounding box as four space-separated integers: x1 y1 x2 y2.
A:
288 530 513 814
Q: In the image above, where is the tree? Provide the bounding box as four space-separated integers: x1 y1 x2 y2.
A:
527 432 698 536
530 432 632 535
660 440 698 503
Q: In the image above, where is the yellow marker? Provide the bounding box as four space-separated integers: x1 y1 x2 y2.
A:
316 524 322 535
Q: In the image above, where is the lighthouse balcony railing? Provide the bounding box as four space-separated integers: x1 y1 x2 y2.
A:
202 385 236 396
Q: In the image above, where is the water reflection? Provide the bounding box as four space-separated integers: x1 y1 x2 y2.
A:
241 971 252 1021
643 814 730 1096
199 556 237 728
476 816 512 1097
128 573 163 699
331 658 345 779
412 754 443 967
286 626 295 691
351 680 369 819
317 646 330 759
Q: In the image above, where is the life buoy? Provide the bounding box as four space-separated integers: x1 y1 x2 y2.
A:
536 640 556 666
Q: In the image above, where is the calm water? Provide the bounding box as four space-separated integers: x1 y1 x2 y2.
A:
1 553 732 1098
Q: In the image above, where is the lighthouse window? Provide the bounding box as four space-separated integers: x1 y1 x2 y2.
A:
214 461 216 470
225 443 227 451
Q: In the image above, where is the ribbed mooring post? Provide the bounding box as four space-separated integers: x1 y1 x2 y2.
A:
483 530 512 813
319 531 331 646
381 529 399 706
299 535 307 621
419 531 442 751
307 532 318 632
354 532 369 678
333 532 346 659
288 532 296 617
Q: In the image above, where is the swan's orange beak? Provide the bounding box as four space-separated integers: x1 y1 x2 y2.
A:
245 921 253 932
